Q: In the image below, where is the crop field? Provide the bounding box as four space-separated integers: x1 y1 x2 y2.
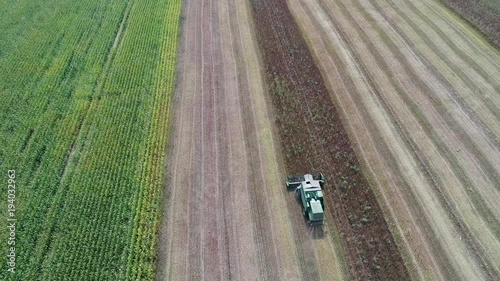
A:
287 0 500 279
157 0 500 279
0 0 181 279
1 0 500 280
249 0 410 279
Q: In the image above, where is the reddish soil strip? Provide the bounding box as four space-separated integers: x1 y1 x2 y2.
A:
249 0 410 279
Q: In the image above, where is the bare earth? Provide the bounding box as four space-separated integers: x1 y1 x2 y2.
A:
156 0 349 279
288 0 500 279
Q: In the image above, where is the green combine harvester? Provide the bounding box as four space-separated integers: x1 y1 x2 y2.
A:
286 173 325 225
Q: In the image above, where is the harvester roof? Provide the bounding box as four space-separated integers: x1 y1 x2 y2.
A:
310 199 324 214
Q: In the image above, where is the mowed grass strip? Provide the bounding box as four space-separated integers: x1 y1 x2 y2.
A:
0 0 182 280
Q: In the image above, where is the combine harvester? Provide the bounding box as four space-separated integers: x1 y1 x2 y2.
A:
286 173 326 225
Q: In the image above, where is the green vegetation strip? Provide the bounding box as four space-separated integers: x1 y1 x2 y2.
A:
0 0 182 279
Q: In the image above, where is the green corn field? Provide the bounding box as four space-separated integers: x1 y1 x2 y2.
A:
0 0 182 279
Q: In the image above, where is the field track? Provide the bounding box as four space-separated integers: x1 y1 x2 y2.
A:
287 0 500 279
156 0 348 279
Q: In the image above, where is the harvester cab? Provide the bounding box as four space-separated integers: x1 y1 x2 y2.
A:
286 173 325 225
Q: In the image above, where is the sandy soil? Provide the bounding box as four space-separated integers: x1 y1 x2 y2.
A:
155 0 348 279
287 0 500 279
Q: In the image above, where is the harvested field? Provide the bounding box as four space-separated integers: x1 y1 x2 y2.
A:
156 0 349 279
288 0 500 279
249 0 410 279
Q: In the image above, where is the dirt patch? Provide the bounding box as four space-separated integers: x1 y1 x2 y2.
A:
249 0 410 279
